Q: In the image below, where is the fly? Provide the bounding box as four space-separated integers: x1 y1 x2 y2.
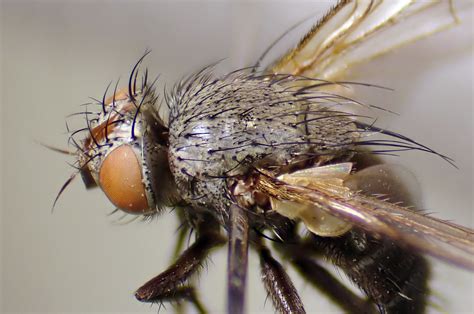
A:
55 1 473 313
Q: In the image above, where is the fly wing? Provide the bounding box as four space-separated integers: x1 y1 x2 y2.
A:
257 171 474 271
269 0 459 82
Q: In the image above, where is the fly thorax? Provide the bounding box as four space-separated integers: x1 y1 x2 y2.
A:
167 71 360 219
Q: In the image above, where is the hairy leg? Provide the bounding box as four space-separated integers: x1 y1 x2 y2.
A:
258 242 306 314
227 204 250 314
272 224 376 314
135 217 225 312
291 255 376 314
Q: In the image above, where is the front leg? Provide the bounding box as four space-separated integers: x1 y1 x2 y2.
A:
227 204 250 314
135 224 225 312
150 286 206 314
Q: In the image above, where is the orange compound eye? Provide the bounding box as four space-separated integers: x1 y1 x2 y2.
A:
99 145 151 215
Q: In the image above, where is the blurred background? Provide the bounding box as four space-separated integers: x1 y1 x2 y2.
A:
1 0 473 313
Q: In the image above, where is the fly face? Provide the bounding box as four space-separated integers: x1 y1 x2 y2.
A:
53 1 473 313
69 60 180 217
78 87 157 215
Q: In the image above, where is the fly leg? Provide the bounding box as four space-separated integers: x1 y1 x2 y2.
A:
152 286 206 314
290 255 376 314
257 242 306 314
227 204 250 314
170 216 200 314
135 217 226 313
272 222 376 314
308 230 429 314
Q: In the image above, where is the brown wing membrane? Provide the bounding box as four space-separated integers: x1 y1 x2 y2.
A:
256 172 474 270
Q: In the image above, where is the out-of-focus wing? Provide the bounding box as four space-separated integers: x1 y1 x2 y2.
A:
269 0 459 81
256 168 474 270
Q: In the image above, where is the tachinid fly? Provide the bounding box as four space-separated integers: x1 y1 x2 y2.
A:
56 1 474 313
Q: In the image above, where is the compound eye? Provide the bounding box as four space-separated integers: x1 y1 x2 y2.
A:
99 144 151 214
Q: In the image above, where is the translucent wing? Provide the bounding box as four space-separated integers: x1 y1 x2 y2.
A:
256 167 474 270
269 0 459 81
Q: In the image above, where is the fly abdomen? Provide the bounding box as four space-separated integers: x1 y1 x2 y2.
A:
313 229 429 313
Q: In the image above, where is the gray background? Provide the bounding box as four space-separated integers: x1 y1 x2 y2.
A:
1 0 473 313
